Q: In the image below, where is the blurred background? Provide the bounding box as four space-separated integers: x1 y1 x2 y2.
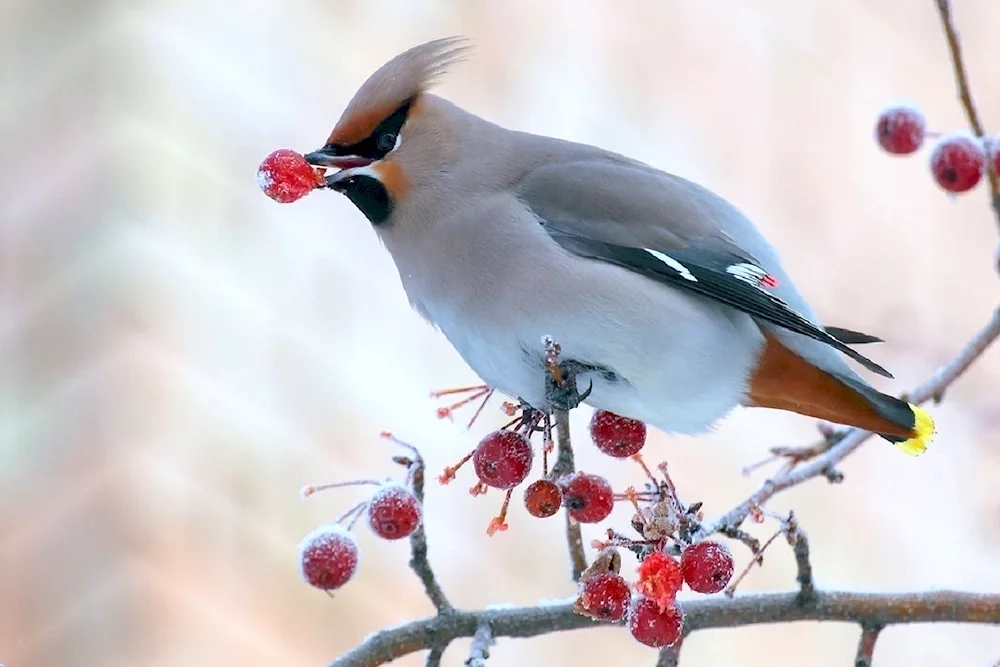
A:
2 0 999 665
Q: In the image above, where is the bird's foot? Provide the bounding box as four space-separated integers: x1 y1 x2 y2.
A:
544 360 594 412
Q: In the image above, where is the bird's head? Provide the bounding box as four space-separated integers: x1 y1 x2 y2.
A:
305 37 471 226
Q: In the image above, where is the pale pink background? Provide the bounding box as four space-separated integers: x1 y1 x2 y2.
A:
1 1 999 666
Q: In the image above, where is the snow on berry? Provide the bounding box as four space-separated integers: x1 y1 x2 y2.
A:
298 524 359 591
681 541 734 594
635 550 683 611
578 571 631 622
257 149 325 203
367 483 422 540
559 472 614 523
929 133 986 193
988 135 1000 177
523 479 562 518
875 105 926 155
589 409 647 458
628 596 684 648
472 430 534 489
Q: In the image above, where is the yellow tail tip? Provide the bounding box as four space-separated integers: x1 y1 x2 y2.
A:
894 404 935 456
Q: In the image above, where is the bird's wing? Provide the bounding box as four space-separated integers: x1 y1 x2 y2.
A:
515 156 891 378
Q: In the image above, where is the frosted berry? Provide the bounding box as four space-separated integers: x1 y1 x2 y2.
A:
472 430 534 489
628 597 684 648
635 550 683 610
930 134 986 193
367 483 422 540
681 541 734 594
875 105 926 155
523 479 562 518
589 410 647 458
560 472 614 523
298 525 359 591
579 571 631 622
257 149 325 203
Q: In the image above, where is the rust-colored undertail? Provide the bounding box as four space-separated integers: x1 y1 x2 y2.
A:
748 333 917 439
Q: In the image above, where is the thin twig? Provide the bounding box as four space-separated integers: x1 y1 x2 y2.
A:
656 640 683 667
854 624 883 667
552 409 588 582
934 0 1000 228
787 517 815 602
465 623 494 667
407 453 453 614
329 590 1000 667
697 307 1000 540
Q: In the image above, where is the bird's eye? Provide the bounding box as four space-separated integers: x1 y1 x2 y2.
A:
376 132 397 152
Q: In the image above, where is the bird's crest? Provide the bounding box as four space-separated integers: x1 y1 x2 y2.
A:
328 37 471 146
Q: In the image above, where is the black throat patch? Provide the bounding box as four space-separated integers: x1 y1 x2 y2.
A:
331 174 393 226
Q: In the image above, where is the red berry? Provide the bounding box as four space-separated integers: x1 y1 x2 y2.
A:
628 597 684 648
930 134 986 193
298 525 359 591
523 479 562 518
367 483 422 540
875 105 926 155
257 149 325 203
589 410 647 458
579 571 631 622
559 472 614 523
635 550 683 610
472 430 534 489
681 541 734 594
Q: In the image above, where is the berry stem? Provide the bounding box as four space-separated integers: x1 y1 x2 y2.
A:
486 489 513 536
334 500 369 529
301 479 383 498
465 388 495 429
436 386 492 420
429 384 490 398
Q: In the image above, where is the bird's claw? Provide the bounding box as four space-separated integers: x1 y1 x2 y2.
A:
544 362 594 411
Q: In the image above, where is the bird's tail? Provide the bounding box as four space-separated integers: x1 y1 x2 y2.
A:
835 375 935 456
748 334 936 455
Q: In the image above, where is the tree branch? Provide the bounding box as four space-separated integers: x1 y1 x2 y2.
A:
425 645 445 667
329 590 1000 667
407 452 453 614
933 0 1000 228
697 306 1000 540
552 409 588 582
854 624 883 667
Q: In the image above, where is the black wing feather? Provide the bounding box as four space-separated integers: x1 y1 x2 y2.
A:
545 226 893 379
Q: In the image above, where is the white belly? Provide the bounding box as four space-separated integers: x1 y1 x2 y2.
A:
418 275 766 436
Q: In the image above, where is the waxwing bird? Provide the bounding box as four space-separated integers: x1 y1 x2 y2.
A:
304 38 934 455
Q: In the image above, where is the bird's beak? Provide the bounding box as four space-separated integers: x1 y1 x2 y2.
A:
303 148 375 171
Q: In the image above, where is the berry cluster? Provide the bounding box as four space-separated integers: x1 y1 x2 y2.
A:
574 459 734 648
875 104 999 194
436 405 645 535
297 434 424 592
431 383 737 649
574 538 734 648
257 149 326 203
